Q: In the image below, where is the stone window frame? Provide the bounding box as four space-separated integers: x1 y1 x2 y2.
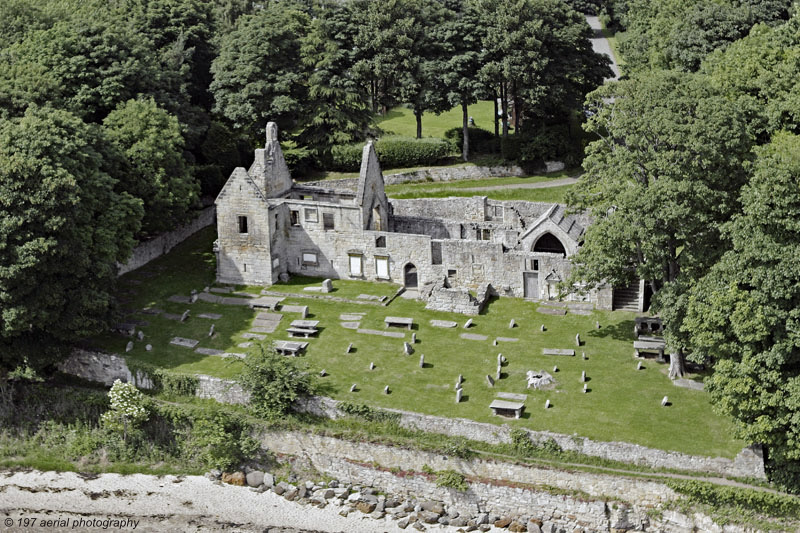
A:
375 255 390 280
290 210 300 226
348 252 364 277
323 212 335 230
237 215 249 234
375 235 386 248
301 251 319 266
304 208 318 223
447 268 457 278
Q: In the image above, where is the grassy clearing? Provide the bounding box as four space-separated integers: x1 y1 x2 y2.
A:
387 181 575 203
376 100 496 139
95 226 745 459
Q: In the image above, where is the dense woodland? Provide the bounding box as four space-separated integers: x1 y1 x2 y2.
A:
0 0 799 493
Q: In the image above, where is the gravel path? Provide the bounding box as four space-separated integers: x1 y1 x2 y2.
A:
0 470 431 533
586 15 621 80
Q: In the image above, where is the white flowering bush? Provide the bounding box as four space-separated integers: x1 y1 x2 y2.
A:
101 379 149 441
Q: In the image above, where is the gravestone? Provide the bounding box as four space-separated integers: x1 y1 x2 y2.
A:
346 343 353 354
509 319 515 328
495 366 501 380
582 351 587 360
190 293 198 303
464 319 473 329
350 383 357 392
145 344 152 352
319 369 327 377
125 341 134 353
486 375 494 387
661 396 669 407
411 332 416 344
457 374 463 385
637 361 643 370
383 385 390 395
321 279 333 292
370 362 375 370
419 355 424 368
181 310 190 322
553 366 558 373
545 399 551 409
497 354 503 366
403 342 413 355
456 388 463 403
575 333 581 346
583 384 588 393
596 321 600 329
541 325 545 332
208 324 215 337
203 286 210 292
455 381 462 391
492 339 498 346
137 330 144 341
301 306 309 319
581 371 586 383
430 320 458 328
238 342 253 348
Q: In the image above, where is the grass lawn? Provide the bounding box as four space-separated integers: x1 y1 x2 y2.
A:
376 100 496 139
95 226 745 459
387 178 575 204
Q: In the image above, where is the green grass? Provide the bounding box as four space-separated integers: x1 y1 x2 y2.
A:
599 21 625 72
376 100 496 139
387 180 575 203
94 226 746 459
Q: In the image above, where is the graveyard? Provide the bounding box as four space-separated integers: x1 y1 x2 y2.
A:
95 225 744 460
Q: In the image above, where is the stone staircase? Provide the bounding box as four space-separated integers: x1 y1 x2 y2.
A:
612 282 641 312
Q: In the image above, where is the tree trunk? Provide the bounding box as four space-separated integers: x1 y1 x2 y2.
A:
501 82 509 138
512 80 520 135
371 79 378 114
415 109 422 139
669 349 686 380
462 101 469 162
493 90 499 139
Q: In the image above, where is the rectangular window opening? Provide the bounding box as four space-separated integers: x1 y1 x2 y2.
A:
349 255 363 276
323 213 335 230
290 210 300 226
375 256 389 279
431 242 442 265
482 229 491 240
237 215 248 234
304 208 318 223
375 235 386 248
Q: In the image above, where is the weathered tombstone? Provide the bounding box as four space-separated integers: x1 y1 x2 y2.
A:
580 371 586 383
203 286 210 293
191 289 198 295
583 384 588 393
346 343 353 354
540 324 545 332
350 383 357 392
545 399 551 409
595 321 600 330
319 369 327 377
637 361 643 370
495 366 501 380
456 388 463 403
369 362 375 370
497 353 503 366
419 354 424 368
575 333 581 346
553 365 558 373
403 342 413 355
509 319 516 329
145 344 152 352
190 293 198 303
301 306 309 319
137 330 144 341
492 339 498 346
464 319 473 329
383 385 390 395
457 374 463 385
208 324 215 337
125 341 134 353
321 279 333 293
661 396 669 407
411 332 416 344
181 309 190 322
455 381 462 391
486 375 494 387
582 351 587 360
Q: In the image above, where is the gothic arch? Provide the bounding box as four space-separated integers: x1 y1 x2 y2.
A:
532 232 566 255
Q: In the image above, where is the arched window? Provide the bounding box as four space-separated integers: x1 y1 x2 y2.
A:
533 233 566 255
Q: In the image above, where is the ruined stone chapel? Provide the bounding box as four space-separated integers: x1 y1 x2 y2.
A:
214 123 641 314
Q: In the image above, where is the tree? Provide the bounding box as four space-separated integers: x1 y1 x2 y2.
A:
103 98 199 235
101 379 149 443
238 341 314 421
684 131 800 490
210 4 309 138
296 5 373 165
565 70 753 378
0 106 142 378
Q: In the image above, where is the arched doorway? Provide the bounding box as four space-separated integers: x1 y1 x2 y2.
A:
403 263 418 288
533 232 566 256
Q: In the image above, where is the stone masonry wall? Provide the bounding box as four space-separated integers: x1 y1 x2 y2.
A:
60 351 766 480
117 206 215 276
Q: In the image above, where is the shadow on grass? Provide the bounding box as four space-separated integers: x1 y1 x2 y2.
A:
478 295 501 315
587 319 635 342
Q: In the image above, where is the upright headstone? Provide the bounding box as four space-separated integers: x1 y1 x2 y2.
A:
125 341 134 353
346 343 353 354
661 396 669 407
583 384 588 393
582 351 587 360
145 344 152 352
191 289 198 296
580 371 586 383
457 374 463 385
575 333 581 346
321 279 333 293
495 366 501 380
637 361 643 370
509 319 516 329
456 388 463 403
455 381 462 391
137 330 144 341
203 286 210 293
553 365 558 373
545 399 551 409
486 375 495 387
350 383 357 392
595 321 600 330
369 362 375 370
301 306 309 319
319 369 327 377
497 353 503 366
403 342 413 355
384 385 390 395
492 339 498 346
190 293 198 303
464 319 473 329
411 332 416 344
181 309 190 322
419 354 425 368
208 324 215 337
540 325 545 332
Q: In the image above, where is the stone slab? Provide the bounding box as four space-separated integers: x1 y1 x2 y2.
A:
539 301 567 308
357 328 405 339
168 295 192 304
196 292 221 303
430 320 458 328
140 308 163 316
170 337 199 348
537 307 567 316
495 337 519 342
195 347 225 356
303 287 323 292
249 326 277 333
340 322 361 329
566 302 594 311
570 309 593 316
220 296 254 306
281 304 309 314
357 294 383 301
197 313 223 320
247 296 284 308
340 314 365 321
209 287 234 294
543 348 575 356
673 379 704 391
460 333 488 341
496 392 528 401
241 333 266 340
238 342 253 348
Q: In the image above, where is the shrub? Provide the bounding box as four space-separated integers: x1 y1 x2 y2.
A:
435 469 469 491
444 127 498 154
330 136 451 171
442 437 474 459
337 402 400 424
666 480 800 518
100 380 149 442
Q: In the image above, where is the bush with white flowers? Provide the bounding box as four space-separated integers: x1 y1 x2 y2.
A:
101 379 149 441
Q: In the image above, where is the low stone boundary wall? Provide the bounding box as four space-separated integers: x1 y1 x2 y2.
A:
117 206 215 276
61 350 765 480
